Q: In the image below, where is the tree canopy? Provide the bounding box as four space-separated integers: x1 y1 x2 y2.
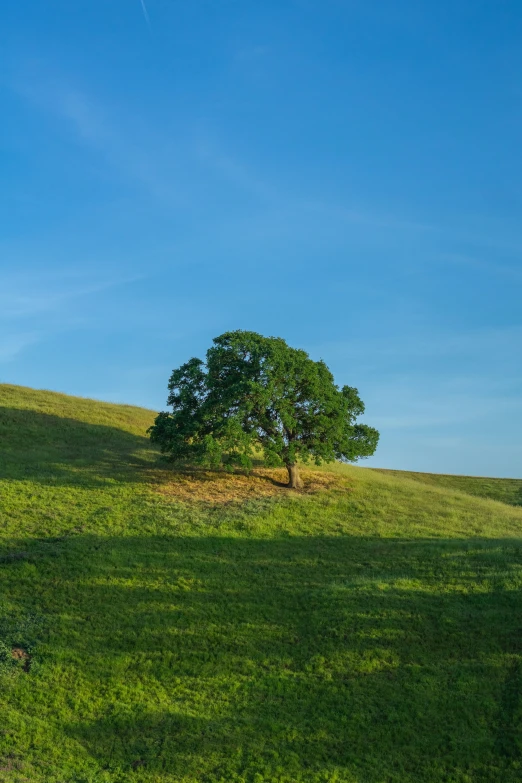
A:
149 330 379 487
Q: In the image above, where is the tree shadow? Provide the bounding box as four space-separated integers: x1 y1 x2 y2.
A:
2 533 522 780
0 407 300 495
0 406 157 487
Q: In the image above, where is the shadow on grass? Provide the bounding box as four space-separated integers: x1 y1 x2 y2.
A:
0 408 297 496
2 533 522 780
0 407 156 486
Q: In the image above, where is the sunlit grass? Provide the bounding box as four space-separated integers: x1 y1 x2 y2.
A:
374 467 522 508
1 383 522 782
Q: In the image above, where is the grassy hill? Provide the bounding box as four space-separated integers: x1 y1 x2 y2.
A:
1 383 522 783
375 468 522 508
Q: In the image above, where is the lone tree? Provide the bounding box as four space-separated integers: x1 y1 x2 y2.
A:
149 330 379 488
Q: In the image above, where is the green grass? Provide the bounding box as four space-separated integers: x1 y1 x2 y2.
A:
1 383 522 782
374 468 522 508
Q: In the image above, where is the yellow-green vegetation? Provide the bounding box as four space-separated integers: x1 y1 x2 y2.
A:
375 468 522 508
1 383 522 783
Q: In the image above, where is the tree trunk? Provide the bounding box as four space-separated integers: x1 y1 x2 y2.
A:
286 463 302 489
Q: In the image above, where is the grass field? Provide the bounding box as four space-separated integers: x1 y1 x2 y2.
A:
374 469 522 508
1 383 522 783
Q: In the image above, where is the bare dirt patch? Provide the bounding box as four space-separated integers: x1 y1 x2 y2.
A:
11 647 31 672
153 467 342 505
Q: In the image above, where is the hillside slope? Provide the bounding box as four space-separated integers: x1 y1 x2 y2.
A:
1 384 522 783
374 467 522 508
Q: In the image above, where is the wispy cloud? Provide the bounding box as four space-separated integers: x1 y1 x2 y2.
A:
235 45 270 62
139 0 151 28
12 76 180 204
310 326 522 444
0 270 146 371
194 137 279 202
10 69 439 241
313 324 522 366
438 252 522 282
0 333 41 363
0 271 144 320
367 388 522 431
299 199 435 233
194 134 434 233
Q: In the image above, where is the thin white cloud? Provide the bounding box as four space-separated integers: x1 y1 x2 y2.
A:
313 324 522 364
194 136 281 202
11 72 436 236
139 0 151 28
235 45 270 61
12 77 179 204
299 199 435 233
369 393 522 431
194 135 433 233
438 252 522 282
0 271 147 370
0 333 41 363
308 325 522 443
0 272 144 319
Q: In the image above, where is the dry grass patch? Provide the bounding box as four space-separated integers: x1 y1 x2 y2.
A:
11 648 31 672
152 466 342 505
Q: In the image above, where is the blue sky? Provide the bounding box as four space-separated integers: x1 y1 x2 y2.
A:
1 0 521 477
